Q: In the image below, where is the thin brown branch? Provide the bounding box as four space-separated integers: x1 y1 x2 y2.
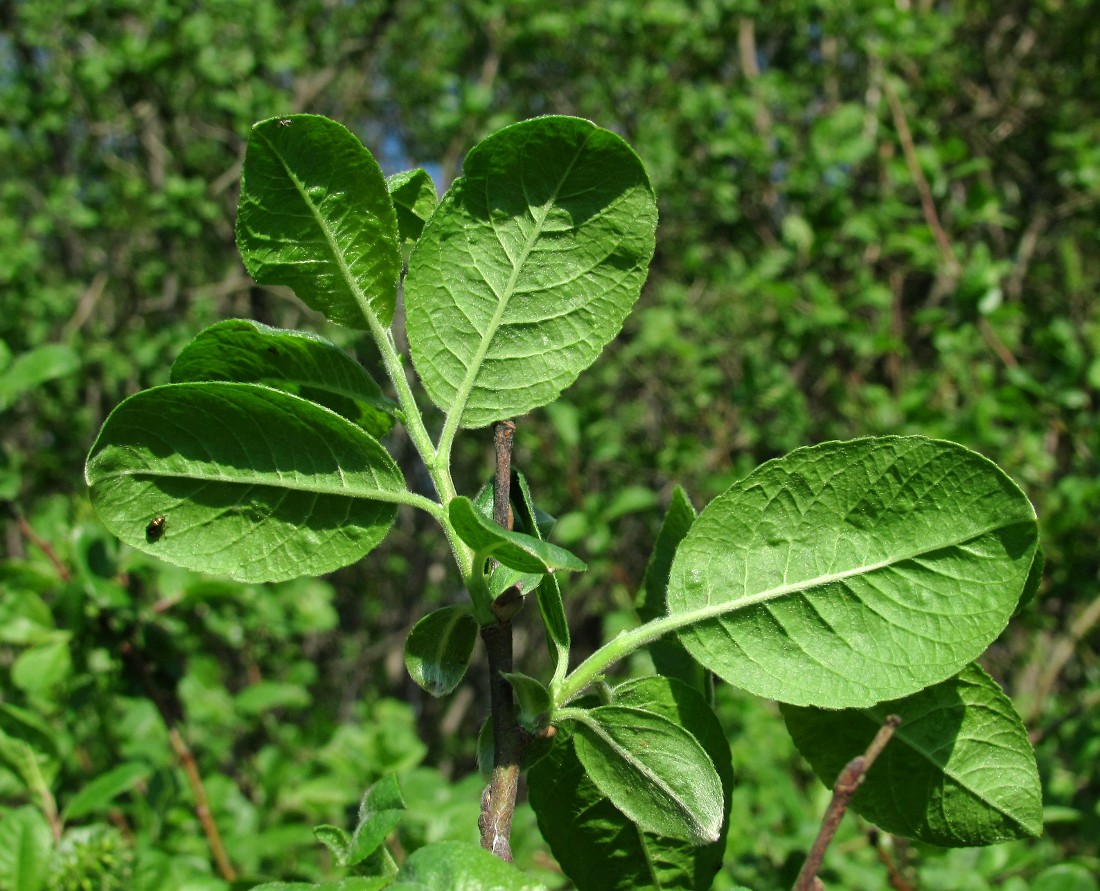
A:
13 511 71 582
118 635 237 881
167 727 238 882
870 829 915 891
479 419 522 861
793 715 902 891
882 77 958 274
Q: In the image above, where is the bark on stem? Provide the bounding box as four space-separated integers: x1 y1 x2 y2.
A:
793 715 901 891
479 419 522 861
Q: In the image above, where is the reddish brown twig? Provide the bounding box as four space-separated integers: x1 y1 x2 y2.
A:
793 715 902 891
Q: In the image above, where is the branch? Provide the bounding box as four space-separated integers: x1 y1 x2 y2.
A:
881 77 958 275
793 715 901 891
479 419 522 861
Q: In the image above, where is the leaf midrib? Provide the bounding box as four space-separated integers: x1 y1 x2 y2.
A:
670 517 1029 629
446 132 592 427
94 466 407 505
573 708 716 843
259 129 383 327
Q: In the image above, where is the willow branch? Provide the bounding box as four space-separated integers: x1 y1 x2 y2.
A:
793 715 902 891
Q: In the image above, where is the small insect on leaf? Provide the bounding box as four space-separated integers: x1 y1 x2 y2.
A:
146 516 167 542
277 118 292 127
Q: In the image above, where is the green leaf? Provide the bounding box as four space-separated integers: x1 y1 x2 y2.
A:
344 774 406 867
171 319 398 437
391 840 547 891
11 638 71 696
248 880 391 891
85 382 407 583
513 472 570 678
636 487 707 694
62 762 152 821
501 672 551 732
529 677 732 891
781 662 1042 846
568 705 724 845
387 168 437 244
448 496 586 575
404 605 478 697
0 343 80 412
405 116 658 428
313 825 352 864
667 436 1039 707
235 680 311 716
235 114 401 329
0 806 52 891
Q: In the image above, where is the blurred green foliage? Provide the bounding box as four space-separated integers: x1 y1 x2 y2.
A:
2 0 1099 886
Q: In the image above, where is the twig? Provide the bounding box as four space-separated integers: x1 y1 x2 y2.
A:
13 510 71 582
882 77 958 274
167 727 238 882
793 715 902 891
118 635 237 881
870 828 915 891
479 419 522 861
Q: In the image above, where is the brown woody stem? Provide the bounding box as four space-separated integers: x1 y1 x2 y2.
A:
793 714 901 891
479 419 522 861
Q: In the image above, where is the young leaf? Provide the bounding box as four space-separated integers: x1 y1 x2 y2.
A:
235 114 401 329
529 677 732 891
448 496 586 575
391 840 547 890
387 168 437 244
501 671 551 732
568 705 724 846
636 486 707 694
0 806 52 891
170 319 398 437
85 382 408 583
667 436 1039 707
345 774 406 867
404 605 478 697
511 471 570 679
781 662 1043 846
405 115 658 428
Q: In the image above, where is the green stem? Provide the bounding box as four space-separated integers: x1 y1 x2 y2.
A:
556 613 685 706
362 311 474 579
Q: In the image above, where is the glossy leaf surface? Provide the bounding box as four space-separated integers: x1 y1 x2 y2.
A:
236 115 400 329
782 662 1042 846
667 437 1038 707
448 496 586 575
85 382 405 582
405 116 657 427
387 168 437 244
404 605 478 698
171 319 397 437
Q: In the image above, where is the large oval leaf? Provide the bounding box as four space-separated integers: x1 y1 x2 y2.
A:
405 116 657 428
781 662 1042 846
667 437 1038 708
569 705 724 846
85 382 406 582
171 319 397 437
236 114 401 329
